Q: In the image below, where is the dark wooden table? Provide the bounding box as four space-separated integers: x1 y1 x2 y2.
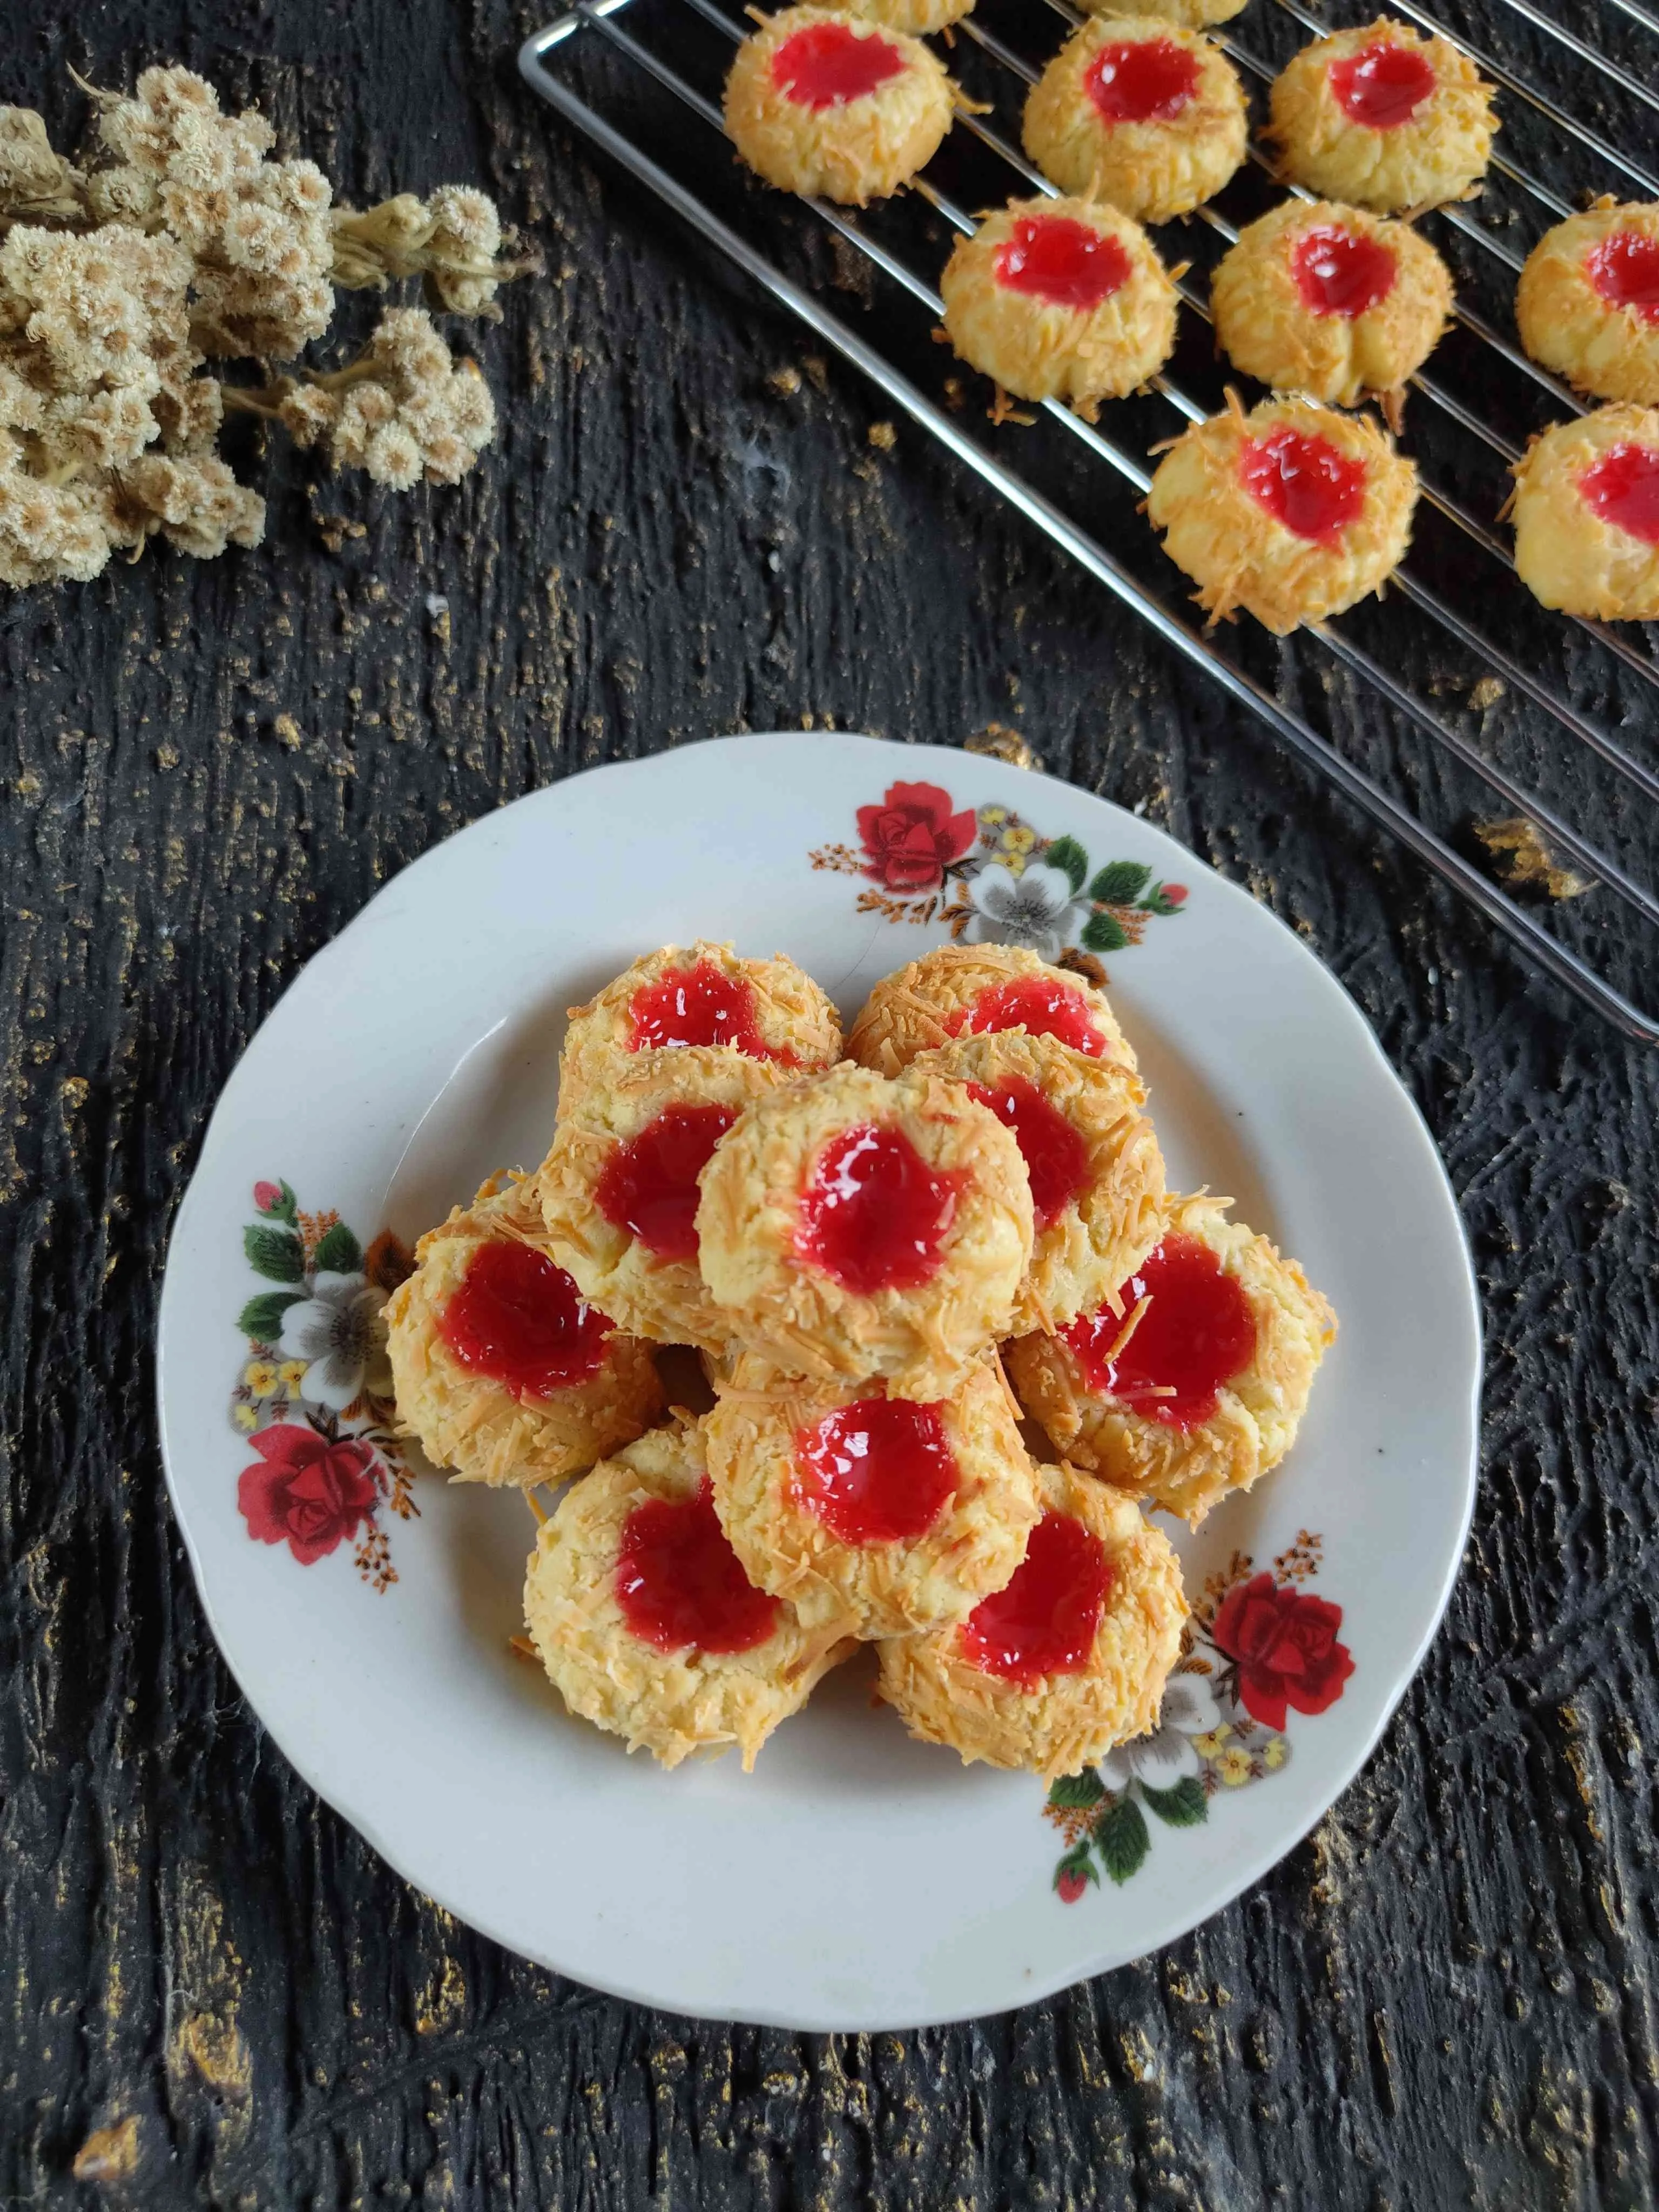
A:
4 1 1657 2203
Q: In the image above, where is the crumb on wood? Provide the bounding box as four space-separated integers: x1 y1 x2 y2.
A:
767 366 801 397
802 355 828 393
73 2117 141 2184
867 421 896 451
966 723 1036 770
1469 675 1506 711
273 713 304 750
1475 815 1594 900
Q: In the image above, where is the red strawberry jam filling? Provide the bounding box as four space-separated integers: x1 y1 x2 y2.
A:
794 1397 958 1543
1291 225 1398 319
963 975 1107 1056
1586 232 1659 324
1239 426 1367 543
1578 443 1659 547
595 1102 736 1262
994 215 1133 311
772 21 906 110
627 961 774 1057
615 1478 779 1653
1328 41 1437 129
795 1123 961 1293
1085 37 1201 124
439 1240 610 1398
965 1078 1089 1230
958 1511 1110 1684
1064 1230 1257 1427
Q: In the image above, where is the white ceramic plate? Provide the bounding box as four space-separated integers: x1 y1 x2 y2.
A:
157 732 1479 2031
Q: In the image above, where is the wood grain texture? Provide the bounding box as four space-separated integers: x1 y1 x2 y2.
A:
2 0 1657 2203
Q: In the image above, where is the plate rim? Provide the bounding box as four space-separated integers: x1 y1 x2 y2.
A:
156 730 1482 2028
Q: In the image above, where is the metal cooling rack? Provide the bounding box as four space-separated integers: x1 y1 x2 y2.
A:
519 0 1659 1042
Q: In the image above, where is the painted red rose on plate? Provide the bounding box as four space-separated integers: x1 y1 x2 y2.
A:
1211 1572 1354 1730
856 780 977 893
239 1422 381 1564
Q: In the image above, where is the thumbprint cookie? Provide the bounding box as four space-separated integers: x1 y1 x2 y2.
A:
1508 404 1659 621
724 6 954 206
1004 1192 1336 1527
384 1171 663 1487
704 1354 1041 1638
557 941 841 1123
523 1419 854 1769
1078 0 1247 26
696 1061 1034 1399
848 941 1135 1078
1210 199 1453 410
940 196 1178 420
875 1460 1185 1779
837 0 976 33
539 1046 790 1350
1515 201 1659 408
1268 18 1496 214
1022 17 1247 224
1147 393 1418 633
907 1030 1164 1332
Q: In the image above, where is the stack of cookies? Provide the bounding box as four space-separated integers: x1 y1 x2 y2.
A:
386 940 1333 1778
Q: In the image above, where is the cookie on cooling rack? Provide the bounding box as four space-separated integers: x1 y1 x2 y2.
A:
704 1354 1041 1638
723 5 954 206
524 1419 854 1770
848 941 1136 1077
906 1030 1164 1333
557 941 841 1123
940 195 1178 420
1022 16 1247 224
696 1060 1034 1398
1515 200 1659 408
1076 0 1247 27
1146 392 1418 633
384 1171 663 1487
876 1460 1185 1781
1210 199 1453 411
1006 1191 1337 1527
539 1045 790 1350
1508 403 1659 621
1267 17 1496 214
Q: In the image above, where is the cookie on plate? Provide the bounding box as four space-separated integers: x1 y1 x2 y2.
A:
1508 403 1659 621
876 1459 1185 1780
1147 392 1418 632
539 1046 790 1350
1006 1192 1336 1526
907 1029 1164 1332
1515 200 1659 408
696 1061 1034 1398
940 195 1178 419
848 941 1136 1077
705 1353 1040 1638
557 940 841 1122
724 6 954 205
1267 17 1496 213
385 1171 663 1487
1022 16 1247 224
1210 198 1453 409
524 1418 854 1769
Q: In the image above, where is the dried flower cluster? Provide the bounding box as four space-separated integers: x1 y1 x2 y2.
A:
0 65 532 588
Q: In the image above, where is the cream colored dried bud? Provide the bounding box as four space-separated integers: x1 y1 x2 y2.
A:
0 225 185 396
46 386 158 468
277 383 338 447
122 450 265 558
368 305 453 385
85 165 159 225
364 420 423 490
0 360 45 434
152 367 222 454
427 185 500 260
0 107 87 222
0 470 119 585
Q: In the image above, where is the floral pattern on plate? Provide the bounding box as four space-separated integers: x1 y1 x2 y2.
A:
228 1178 419 1590
810 777 1186 966
1046 1533 1354 1897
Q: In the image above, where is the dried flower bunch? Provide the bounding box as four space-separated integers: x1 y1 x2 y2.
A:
0 66 534 588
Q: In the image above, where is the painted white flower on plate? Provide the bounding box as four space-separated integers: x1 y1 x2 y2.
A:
1099 1673 1223 1791
964 861 1084 963
278 1271 393 1410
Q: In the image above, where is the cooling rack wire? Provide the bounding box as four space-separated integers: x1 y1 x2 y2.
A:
519 0 1659 1042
